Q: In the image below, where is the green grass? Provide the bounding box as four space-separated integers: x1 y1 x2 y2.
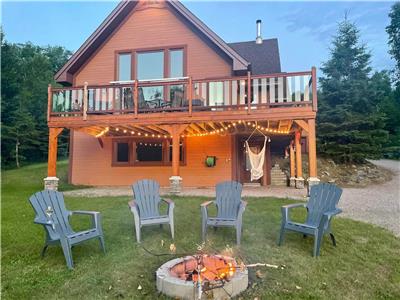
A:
2 162 400 299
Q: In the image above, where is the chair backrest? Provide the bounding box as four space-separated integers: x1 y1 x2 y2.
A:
306 183 343 226
29 190 73 241
132 179 161 218
215 181 243 219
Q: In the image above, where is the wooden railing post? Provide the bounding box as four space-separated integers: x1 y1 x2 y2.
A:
247 71 251 113
83 82 88 120
134 80 138 118
312 67 318 112
188 77 193 116
47 84 52 122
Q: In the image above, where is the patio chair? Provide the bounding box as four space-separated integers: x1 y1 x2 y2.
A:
278 183 343 256
129 179 174 243
201 181 247 245
29 190 105 269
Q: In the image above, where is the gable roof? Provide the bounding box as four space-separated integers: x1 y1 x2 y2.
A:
228 39 281 75
55 0 250 85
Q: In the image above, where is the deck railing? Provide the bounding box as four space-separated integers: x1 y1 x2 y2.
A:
48 68 317 120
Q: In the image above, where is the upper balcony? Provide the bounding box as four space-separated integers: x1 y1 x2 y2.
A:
47 69 317 128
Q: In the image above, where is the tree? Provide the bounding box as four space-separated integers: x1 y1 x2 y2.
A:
387 2 400 85
317 18 388 163
1 33 72 168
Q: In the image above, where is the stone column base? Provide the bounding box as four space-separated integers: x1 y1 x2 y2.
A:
289 177 296 187
44 177 59 191
307 177 320 195
169 176 182 194
295 177 305 189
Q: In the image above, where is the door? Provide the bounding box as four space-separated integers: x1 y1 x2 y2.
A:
236 136 271 185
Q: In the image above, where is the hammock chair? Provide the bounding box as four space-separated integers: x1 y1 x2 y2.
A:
245 125 270 181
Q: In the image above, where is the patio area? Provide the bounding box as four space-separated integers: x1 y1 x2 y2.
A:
2 161 400 299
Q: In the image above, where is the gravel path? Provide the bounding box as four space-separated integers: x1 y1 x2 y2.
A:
338 160 400 237
64 160 400 237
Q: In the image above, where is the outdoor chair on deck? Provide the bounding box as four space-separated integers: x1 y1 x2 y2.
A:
278 183 343 256
201 181 247 245
129 180 174 243
29 190 105 269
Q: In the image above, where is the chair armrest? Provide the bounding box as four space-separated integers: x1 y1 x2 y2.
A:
128 200 136 208
318 208 342 230
162 198 174 205
281 203 307 223
34 217 55 226
129 200 140 219
71 210 100 216
162 198 175 216
201 200 214 207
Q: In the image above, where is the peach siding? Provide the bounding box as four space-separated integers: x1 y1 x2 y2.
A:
74 5 232 85
71 131 232 187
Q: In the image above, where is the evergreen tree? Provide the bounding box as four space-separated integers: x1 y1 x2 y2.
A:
317 18 388 163
387 2 400 85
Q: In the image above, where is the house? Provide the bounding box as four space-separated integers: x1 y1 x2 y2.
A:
45 0 319 192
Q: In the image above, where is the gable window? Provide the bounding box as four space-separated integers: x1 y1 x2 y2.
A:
112 138 186 166
117 53 132 81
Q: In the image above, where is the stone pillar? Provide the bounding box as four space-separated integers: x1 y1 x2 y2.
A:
44 176 59 191
295 130 304 189
169 176 182 194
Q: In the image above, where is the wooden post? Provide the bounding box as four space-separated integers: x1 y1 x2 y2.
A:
134 80 138 118
83 82 88 120
47 84 52 122
290 141 295 178
172 132 180 176
307 118 317 178
247 71 251 113
311 67 318 112
188 77 193 116
295 130 302 178
47 128 64 177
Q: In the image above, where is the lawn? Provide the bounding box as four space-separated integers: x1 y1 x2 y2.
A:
2 161 400 299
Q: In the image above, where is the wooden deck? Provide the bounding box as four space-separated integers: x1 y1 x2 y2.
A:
48 69 317 128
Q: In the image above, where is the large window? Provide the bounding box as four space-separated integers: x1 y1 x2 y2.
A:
118 53 132 81
112 138 185 166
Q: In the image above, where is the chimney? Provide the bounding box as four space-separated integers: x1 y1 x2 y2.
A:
256 19 263 44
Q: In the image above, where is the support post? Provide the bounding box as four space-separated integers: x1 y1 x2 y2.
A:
295 130 304 189
307 118 320 192
188 77 193 116
47 84 52 122
44 127 64 190
160 124 188 193
312 67 318 112
247 71 251 113
83 82 88 120
134 80 138 118
289 140 296 187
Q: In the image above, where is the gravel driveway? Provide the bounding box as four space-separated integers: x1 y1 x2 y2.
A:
64 160 400 237
338 160 400 237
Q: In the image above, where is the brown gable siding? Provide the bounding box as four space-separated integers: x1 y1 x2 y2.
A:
70 131 232 187
75 5 232 85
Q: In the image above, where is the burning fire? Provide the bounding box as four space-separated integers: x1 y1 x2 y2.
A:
169 255 236 283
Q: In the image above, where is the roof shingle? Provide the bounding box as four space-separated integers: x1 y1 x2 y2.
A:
228 39 281 75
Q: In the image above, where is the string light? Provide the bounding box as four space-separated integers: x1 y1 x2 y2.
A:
95 127 109 138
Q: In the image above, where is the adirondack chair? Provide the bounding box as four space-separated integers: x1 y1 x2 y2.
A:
278 183 343 256
29 190 105 269
129 179 174 243
201 181 247 245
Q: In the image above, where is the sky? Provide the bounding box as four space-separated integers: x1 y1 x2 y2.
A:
1 1 395 73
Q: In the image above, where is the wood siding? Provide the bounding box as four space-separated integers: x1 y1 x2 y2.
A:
70 131 232 187
74 4 232 85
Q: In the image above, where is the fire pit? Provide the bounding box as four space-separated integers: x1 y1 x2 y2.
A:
156 254 248 300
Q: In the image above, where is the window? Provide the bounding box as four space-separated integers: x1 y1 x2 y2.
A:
137 51 164 80
112 138 186 166
169 49 183 78
118 53 132 81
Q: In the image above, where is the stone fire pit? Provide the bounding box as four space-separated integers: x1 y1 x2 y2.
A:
156 254 248 300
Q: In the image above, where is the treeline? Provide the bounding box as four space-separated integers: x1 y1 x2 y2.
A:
1 4 400 168
1 31 71 168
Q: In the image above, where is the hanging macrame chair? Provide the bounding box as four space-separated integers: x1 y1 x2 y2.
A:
245 137 267 181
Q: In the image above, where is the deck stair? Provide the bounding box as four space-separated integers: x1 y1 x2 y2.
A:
270 164 288 186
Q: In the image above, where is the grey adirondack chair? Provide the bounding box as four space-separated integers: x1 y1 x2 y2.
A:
29 190 105 269
129 179 174 243
278 183 343 256
201 181 247 245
